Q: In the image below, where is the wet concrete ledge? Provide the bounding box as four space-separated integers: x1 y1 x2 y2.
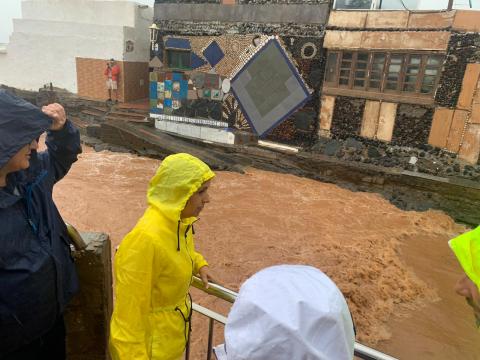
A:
66 232 113 360
100 119 480 226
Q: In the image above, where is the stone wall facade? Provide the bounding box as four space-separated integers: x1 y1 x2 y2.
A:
318 10 480 165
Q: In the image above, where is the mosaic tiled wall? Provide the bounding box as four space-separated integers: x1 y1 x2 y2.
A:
150 32 325 145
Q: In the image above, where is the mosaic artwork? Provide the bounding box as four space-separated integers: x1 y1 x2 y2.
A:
149 34 318 143
203 40 225 68
230 38 311 137
149 70 225 121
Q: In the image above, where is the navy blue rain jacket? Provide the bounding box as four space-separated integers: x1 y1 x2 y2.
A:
0 90 82 355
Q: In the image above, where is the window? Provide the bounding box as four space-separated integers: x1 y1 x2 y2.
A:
334 0 373 9
166 49 191 70
324 51 444 98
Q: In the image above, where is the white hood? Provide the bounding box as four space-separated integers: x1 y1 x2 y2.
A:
218 265 355 360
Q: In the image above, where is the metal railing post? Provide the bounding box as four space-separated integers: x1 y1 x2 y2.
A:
207 318 214 360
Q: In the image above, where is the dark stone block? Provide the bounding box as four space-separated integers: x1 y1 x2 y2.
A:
324 139 341 156
330 96 365 139
345 137 363 151
391 104 434 148
367 146 381 159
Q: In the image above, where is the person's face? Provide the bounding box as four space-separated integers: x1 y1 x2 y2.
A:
181 180 211 219
455 275 480 317
2 138 38 174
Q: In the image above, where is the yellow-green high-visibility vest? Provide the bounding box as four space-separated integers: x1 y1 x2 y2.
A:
450 226 480 290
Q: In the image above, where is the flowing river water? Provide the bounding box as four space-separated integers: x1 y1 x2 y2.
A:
51 144 479 359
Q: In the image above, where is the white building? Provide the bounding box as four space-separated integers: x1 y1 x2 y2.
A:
0 0 152 94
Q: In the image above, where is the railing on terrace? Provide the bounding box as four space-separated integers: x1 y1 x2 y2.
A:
187 276 399 360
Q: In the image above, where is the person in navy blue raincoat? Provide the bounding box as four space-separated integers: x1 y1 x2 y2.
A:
0 90 82 359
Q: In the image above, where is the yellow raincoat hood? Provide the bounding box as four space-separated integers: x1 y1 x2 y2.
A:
147 153 215 222
110 153 215 360
449 226 480 291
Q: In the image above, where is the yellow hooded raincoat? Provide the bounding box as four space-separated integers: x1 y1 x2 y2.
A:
109 153 215 360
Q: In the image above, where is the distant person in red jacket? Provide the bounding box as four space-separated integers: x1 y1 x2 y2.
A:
105 59 120 103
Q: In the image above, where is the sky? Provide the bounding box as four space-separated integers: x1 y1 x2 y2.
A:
0 0 479 43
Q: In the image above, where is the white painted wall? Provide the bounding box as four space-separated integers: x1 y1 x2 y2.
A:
0 0 152 92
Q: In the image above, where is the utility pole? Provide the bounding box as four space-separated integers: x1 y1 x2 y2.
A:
447 0 454 10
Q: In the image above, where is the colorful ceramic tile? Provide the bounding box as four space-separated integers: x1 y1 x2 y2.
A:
164 98 172 108
149 72 158 82
165 38 191 50
191 52 208 69
172 72 183 82
203 41 225 67
191 73 205 89
179 80 188 99
158 72 166 82
211 89 222 101
158 92 165 100
188 90 198 100
230 39 310 137
150 99 157 109
172 99 182 110
204 74 220 89
157 99 164 110
173 81 181 92
149 82 157 99
157 82 165 92
203 89 211 98
165 90 172 99
165 72 173 81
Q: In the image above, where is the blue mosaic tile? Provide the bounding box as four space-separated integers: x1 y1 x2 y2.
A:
202 41 224 68
230 39 310 137
165 37 191 50
172 72 183 82
149 81 157 99
191 52 207 69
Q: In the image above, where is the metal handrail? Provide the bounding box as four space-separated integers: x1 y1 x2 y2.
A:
189 276 399 360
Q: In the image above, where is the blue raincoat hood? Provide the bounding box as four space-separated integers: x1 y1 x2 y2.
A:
0 89 51 169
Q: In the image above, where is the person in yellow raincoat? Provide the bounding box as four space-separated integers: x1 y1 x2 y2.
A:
449 225 480 328
109 153 215 360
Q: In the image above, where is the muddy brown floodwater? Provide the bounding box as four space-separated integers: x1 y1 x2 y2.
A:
52 145 480 359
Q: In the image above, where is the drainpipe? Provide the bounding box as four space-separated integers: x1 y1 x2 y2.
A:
447 0 454 10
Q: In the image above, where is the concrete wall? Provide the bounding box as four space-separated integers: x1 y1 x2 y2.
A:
0 0 152 93
328 10 456 29
324 30 450 51
154 3 330 24
66 232 112 360
22 0 137 27
77 57 149 102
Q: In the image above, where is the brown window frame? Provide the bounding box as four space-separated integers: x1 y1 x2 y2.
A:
323 50 445 104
